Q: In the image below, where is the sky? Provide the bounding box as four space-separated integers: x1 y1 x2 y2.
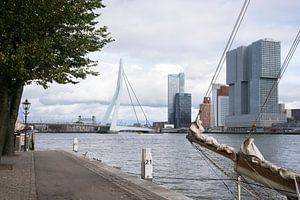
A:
22 0 300 125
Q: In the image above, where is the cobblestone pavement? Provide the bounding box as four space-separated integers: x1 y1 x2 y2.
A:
0 152 36 200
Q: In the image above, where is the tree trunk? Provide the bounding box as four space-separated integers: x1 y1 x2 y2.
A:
0 77 10 160
0 76 24 159
3 85 23 156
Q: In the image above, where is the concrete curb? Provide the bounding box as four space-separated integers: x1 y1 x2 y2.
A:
64 151 193 200
29 152 37 200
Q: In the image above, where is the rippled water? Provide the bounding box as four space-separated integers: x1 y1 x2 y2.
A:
35 132 300 200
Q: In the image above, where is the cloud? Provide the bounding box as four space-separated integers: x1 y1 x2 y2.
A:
22 0 300 124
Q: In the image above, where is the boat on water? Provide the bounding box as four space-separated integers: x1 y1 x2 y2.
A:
187 115 300 200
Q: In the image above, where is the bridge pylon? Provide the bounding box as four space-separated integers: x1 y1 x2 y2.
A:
102 59 124 131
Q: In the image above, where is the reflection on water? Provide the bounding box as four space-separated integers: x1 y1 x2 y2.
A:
36 132 300 200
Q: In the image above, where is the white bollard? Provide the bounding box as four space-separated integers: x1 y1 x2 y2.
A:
73 138 78 152
141 148 153 181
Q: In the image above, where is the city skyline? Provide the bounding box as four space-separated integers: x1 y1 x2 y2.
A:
21 0 300 123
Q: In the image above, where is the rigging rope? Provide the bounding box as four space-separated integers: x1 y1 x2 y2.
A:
191 142 237 199
190 142 287 199
249 30 300 136
204 0 251 98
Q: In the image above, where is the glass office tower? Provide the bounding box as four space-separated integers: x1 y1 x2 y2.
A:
168 73 185 124
174 93 191 128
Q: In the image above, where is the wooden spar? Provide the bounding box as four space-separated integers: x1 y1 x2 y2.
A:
235 155 299 199
186 132 237 161
187 130 300 199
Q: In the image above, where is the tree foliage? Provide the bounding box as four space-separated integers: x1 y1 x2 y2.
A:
0 0 112 87
0 0 112 157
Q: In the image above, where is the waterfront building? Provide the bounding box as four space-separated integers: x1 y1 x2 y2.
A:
291 109 300 122
225 39 286 130
152 122 168 128
285 109 292 119
168 73 185 124
200 97 213 129
211 83 222 127
211 84 229 129
76 115 96 124
174 93 191 128
217 86 229 128
278 103 285 114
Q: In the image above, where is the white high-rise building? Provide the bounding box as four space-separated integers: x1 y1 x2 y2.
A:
212 83 222 127
212 83 229 128
168 73 185 124
218 96 229 127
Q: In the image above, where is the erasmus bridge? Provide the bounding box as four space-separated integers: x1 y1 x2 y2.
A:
30 59 154 133
100 59 153 133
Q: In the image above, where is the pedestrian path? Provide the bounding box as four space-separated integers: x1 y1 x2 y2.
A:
0 151 193 200
0 152 36 200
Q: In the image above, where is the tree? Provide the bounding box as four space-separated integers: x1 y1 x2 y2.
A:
0 0 113 158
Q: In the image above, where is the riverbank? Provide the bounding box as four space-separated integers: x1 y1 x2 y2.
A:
204 131 300 135
0 151 193 200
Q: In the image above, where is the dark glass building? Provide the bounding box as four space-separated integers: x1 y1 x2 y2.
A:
174 93 191 128
292 109 300 122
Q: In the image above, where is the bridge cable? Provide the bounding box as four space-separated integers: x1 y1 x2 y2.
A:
123 72 140 125
123 71 151 127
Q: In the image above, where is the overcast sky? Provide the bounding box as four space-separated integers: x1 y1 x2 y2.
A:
22 0 300 125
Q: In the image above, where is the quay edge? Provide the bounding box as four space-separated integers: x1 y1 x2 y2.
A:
67 151 194 200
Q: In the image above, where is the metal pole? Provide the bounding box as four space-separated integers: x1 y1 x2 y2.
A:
24 111 27 151
237 175 241 200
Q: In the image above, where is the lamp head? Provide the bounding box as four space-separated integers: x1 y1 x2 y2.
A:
22 99 31 111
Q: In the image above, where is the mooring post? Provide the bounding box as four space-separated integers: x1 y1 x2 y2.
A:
141 148 153 181
73 138 78 152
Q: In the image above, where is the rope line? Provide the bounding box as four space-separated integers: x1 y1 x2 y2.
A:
191 142 237 199
204 0 251 97
127 170 294 195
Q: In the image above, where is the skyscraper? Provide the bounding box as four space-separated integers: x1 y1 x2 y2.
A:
174 93 191 128
168 73 185 124
225 39 286 130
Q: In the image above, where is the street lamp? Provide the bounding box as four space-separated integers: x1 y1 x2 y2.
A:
22 99 31 151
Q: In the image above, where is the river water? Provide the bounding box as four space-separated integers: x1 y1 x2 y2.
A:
35 132 300 200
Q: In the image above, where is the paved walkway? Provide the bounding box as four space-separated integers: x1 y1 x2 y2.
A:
0 152 36 200
0 151 192 200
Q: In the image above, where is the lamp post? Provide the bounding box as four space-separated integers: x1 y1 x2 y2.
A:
22 99 31 151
